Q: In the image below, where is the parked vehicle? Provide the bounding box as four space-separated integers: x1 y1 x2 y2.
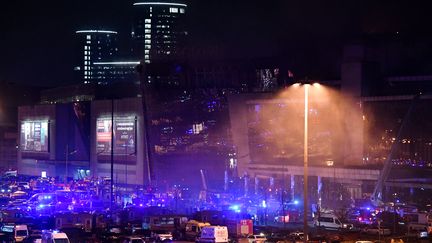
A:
314 213 352 230
185 220 210 241
198 226 229 243
247 234 267 243
152 230 173 242
41 231 70 243
14 224 29 242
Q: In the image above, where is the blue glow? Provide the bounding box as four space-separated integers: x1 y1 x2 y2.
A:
293 200 299 205
262 200 267 208
229 205 241 213
133 2 187 7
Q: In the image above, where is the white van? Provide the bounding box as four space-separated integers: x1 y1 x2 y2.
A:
42 231 70 243
14 225 29 242
198 226 229 243
314 214 349 230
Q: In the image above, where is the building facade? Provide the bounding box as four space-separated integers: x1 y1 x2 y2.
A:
17 98 151 186
74 30 119 84
132 1 188 63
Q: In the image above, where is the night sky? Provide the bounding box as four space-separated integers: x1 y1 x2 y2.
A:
0 1 430 86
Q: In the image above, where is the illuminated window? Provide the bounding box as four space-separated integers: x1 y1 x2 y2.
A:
145 50 150 54
145 55 150 59
86 41 91 44
145 29 151 33
145 19 151 23
145 34 151 39
180 8 185 14
84 71 88 75
86 35 91 40
145 24 151 28
145 40 151 44
145 45 151 49
84 51 88 55
169 7 178 13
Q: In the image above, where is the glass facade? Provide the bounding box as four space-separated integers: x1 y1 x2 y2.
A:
74 30 119 84
132 1 187 63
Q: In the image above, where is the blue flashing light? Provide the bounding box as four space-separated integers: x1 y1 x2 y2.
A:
293 200 299 205
366 207 371 211
229 205 241 213
262 200 267 208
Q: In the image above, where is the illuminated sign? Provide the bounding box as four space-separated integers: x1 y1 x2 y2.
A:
20 121 49 152
96 117 136 155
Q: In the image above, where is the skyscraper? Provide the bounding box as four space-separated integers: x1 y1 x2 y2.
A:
74 30 119 84
132 1 188 63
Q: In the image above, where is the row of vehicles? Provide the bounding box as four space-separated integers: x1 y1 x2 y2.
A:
0 224 70 243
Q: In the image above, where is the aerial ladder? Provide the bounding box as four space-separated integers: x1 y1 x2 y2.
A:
199 169 208 201
370 94 420 206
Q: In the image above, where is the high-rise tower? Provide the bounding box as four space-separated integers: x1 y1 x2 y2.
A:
132 1 188 63
74 30 119 84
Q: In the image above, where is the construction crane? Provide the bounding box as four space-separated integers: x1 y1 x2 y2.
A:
370 94 420 206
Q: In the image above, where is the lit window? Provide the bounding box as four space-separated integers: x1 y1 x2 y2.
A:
145 45 151 49
180 8 185 14
145 34 151 39
144 50 150 54
169 7 178 13
86 41 91 44
145 19 151 23
145 29 151 34
86 35 91 40
145 55 150 59
84 71 88 75
145 24 151 28
145 40 151 44
84 61 89 65
84 51 88 55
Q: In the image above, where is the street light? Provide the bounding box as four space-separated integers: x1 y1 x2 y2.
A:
303 83 309 243
293 80 320 243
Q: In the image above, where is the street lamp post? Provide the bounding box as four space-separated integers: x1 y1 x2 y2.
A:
294 81 319 243
303 84 309 243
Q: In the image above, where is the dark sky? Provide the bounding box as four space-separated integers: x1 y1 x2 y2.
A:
0 0 430 86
